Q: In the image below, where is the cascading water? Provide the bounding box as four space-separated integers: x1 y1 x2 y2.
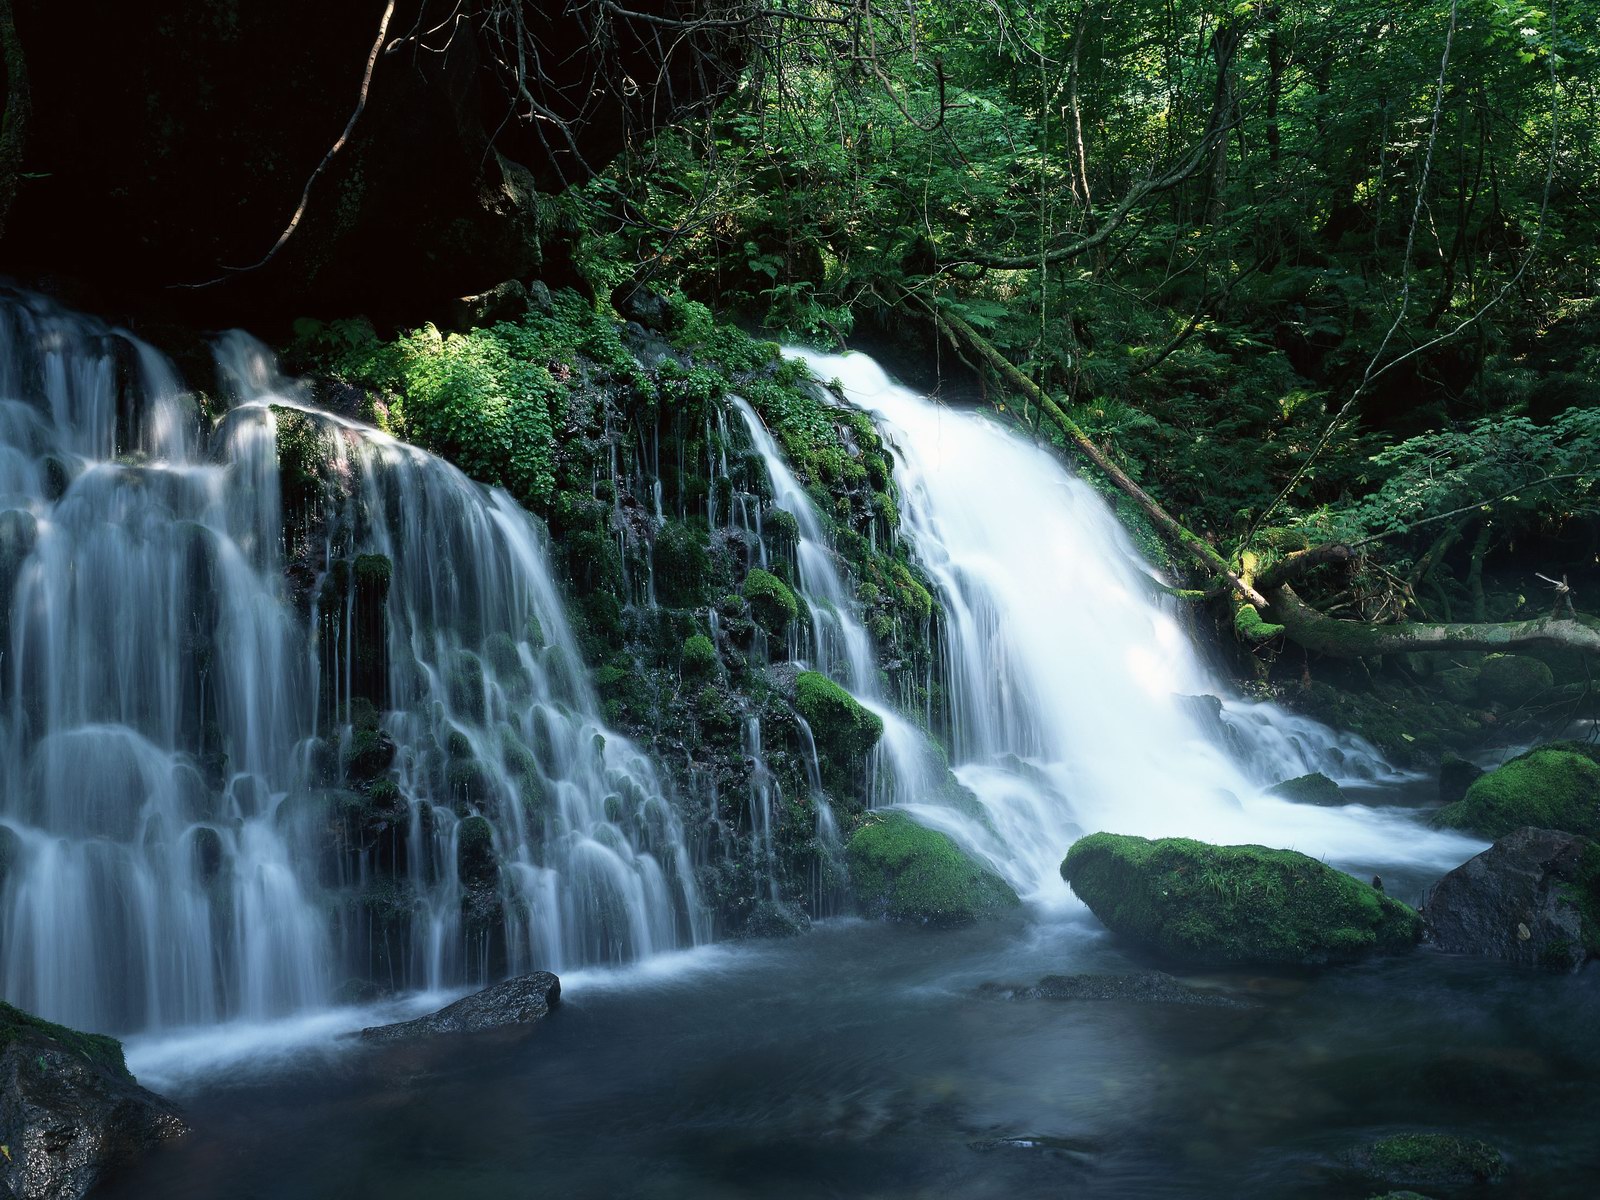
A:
0 292 703 1034
788 348 1481 900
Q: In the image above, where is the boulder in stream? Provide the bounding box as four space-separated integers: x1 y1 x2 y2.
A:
847 812 1019 928
1421 826 1598 971
1352 1132 1504 1189
1265 771 1345 806
0 1002 186 1200
1433 746 1600 839
1061 833 1421 968
358 973 561 1044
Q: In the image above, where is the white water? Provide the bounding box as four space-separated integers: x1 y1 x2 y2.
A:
0 293 703 1034
789 349 1482 901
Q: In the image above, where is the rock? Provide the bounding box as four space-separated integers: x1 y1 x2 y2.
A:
1434 747 1600 838
1061 833 1421 968
794 671 883 766
1353 1133 1503 1188
740 899 811 939
1437 753 1483 805
0 1002 186 1200
445 279 530 331
359 973 561 1044
1422 827 1598 971
1266 771 1345 806
741 567 800 637
1436 665 1480 705
1476 653 1555 708
847 812 1020 927
976 971 1255 1008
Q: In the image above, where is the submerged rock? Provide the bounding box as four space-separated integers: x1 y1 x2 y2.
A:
976 971 1254 1008
1353 1132 1504 1188
1061 833 1421 968
0 1002 186 1200
1434 747 1600 839
359 973 561 1044
1266 771 1345 806
1422 826 1598 971
847 812 1019 927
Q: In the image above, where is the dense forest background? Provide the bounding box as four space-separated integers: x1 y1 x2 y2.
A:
2 0 1597 700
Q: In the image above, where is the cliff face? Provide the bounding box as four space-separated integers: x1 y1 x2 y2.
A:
0 1 741 322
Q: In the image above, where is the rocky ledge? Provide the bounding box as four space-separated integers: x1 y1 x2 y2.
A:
0 1002 186 1200
359 973 562 1045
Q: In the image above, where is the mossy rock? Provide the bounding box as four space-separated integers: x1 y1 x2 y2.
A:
1434 748 1600 838
1266 772 1344 806
1435 666 1479 706
681 633 718 677
654 522 712 608
1061 833 1421 968
847 812 1019 927
794 671 882 761
1360 1133 1503 1187
1475 653 1554 708
741 567 799 636
0 1000 131 1081
457 815 497 888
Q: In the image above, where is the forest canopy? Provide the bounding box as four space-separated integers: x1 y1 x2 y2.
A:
564 0 1598 661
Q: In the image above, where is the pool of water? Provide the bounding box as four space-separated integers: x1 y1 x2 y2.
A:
103 824 1600 1199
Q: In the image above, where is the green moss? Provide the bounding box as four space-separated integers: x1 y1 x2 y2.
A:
682 633 718 677
654 522 712 607
742 567 799 636
0 1000 131 1081
1061 833 1422 967
794 671 883 763
353 553 392 594
1434 748 1600 838
847 812 1019 927
1266 772 1344 806
1367 1133 1503 1185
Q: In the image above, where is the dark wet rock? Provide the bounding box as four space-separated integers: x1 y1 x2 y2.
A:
740 899 811 939
1422 826 1598 971
0 1002 186 1200
975 971 1255 1009
1266 771 1345 806
1352 1132 1503 1189
359 973 561 1044
1062 833 1421 968
1437 753 1484 805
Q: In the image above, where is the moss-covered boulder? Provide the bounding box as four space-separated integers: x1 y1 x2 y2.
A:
847 812 1019 927
1357 1133 1503 1188
1061 833 1422 968
795 671 883 760
1266 772 1344 806
1476 653 1555 708
741 567 799 637
1434 748 1600 839
793 671 884 804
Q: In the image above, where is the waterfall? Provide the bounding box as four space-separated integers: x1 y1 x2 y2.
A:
0 293 703 1034
787 348 1479 900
